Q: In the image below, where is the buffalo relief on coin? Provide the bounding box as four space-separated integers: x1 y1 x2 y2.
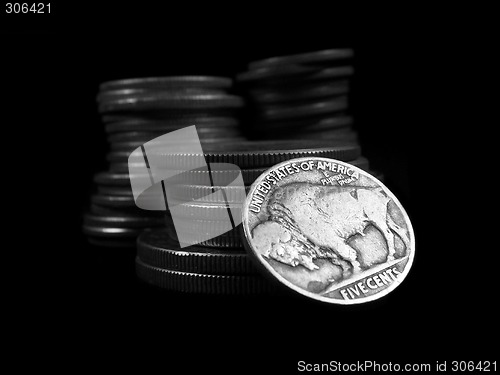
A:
242 157 414 304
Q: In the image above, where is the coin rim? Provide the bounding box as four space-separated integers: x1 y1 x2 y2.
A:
248 49 354 70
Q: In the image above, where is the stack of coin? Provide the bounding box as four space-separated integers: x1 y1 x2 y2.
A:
135 229 274 294
237 49 357 143
136 139 367 294
82 76 246 248
236 49 384 181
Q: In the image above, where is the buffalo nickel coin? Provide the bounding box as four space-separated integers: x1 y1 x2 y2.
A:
242 157 414 304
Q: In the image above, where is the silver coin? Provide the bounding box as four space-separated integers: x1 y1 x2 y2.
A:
242 157 415 304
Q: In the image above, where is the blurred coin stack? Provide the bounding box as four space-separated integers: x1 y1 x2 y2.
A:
82 76 246 248
236 48 383 181
237 50 356 144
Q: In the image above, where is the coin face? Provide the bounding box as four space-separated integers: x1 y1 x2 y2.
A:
242 157 415 304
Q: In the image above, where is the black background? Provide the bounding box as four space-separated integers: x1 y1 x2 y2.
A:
2 4 495 372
